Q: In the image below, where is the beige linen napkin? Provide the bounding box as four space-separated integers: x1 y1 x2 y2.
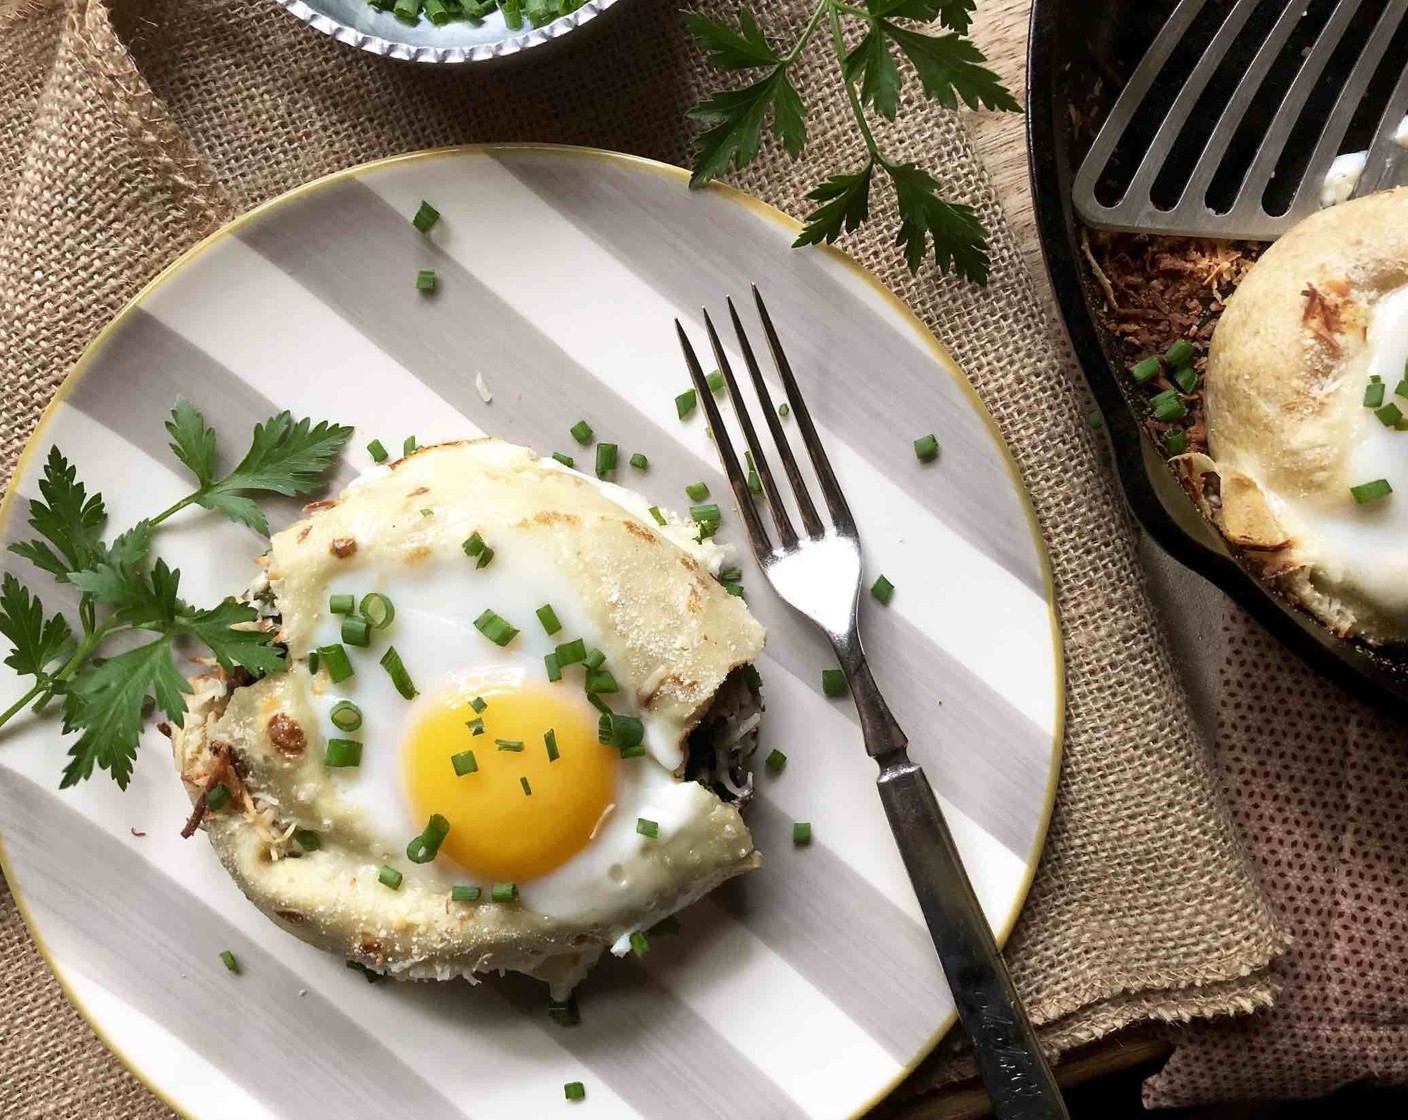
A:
0 1 1282 1113
1143 604 1408 1107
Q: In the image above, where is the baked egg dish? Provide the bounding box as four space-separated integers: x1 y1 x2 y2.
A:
171 439 765 995
1184 187 1408 643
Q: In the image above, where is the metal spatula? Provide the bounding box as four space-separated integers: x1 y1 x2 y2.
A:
1074 0 1408 239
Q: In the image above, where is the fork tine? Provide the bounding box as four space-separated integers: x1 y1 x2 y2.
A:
1353 52 1408 198
726 297 826 538
751 287 856 535
703 310 797 550
674 320 774 560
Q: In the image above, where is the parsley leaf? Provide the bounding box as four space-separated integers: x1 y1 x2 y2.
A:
67 522 152 608
684 8 780 69
8 447 106 581
688 68 807 186
189 410 353 536
165 396 217 488
867 0 973 32
180 599 284 677
887 161 990 283
793 163 875 247
59 636 189 789
0 574 74 682
879 24 1020 112
844 29 902 121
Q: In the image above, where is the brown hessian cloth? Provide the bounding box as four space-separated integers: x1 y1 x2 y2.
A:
0 1 1283 1115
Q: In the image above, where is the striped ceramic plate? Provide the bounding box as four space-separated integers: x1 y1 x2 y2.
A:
0 147 1062 1120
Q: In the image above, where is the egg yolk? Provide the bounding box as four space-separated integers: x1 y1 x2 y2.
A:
403 676 618 883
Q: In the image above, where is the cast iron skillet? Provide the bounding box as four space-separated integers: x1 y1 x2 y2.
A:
1026 0 1408 711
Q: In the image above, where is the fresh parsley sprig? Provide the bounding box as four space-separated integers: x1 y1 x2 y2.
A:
685 1 1018 283
0 399 352 790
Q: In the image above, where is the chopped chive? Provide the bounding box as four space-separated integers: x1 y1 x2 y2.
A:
690 503 721 524
913 433 940 462
329 593 356 615
475 546 495 569
720 566 743 584
564 1082 586 1102
462 531 486 558
597 712 645 748
629 452 649 471
1149 389 1188 422
552 452 575 468
1396 379 1408 400
547 996 580 1025
1171 366 1198 394
1366 380 1387 408
416 269 437 293
424 0 452 24
871 575 895 605
452 749 478 776
520 777 532 796
451 885 481 903
379 646 417 699
629 931 649 957
360 593 395 630
219 950 239 973
556 638 587 666
685 481 710 501
570 420 594 445
466 718 485 736
318 644 353 683
367 439 389 463
676 389 697 419
619 743 648 759
1164 339 1195 367
1166 429 1189 455
765 748 787 773
325 739 363 768
697 519 719 541
779 402 790 417
1130 357 1161 384
330 700 363 732
341 615 371 647
545 652 562 682
378 865 403 890
706 369 726 393
404 435 418 456
501 0 522 26
1351 479 1393 504
307 650 320 675
205 783 231 812
792 821 812 845
1085 410 1104 430
545 729 560 761
584 648 606 670
649 915 681 936
474 609 519 647
586 669 619 694
293 829 320 852
412 201 439 233
724 583 744 597
595 442 618 477
492 883 518 903
647 506 666 527
586 691 613 715
822 668 848 697
536 604 562 635
636 817 659 838
470 696 488 714
496 739 524 752
747 467 762 496
1376 403 1403 427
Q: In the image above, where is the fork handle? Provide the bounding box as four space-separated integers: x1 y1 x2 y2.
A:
839 652 1068 1119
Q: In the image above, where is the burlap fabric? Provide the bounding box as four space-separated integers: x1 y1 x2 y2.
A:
1139 604 1408 1107
0 0 1284 1114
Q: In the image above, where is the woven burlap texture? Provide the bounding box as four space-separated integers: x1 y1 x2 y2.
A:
0 0 1283 1114
1143 604 1408 1107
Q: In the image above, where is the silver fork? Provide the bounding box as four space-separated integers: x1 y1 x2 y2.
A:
1074 0 1408 239
675 288 1068 1120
